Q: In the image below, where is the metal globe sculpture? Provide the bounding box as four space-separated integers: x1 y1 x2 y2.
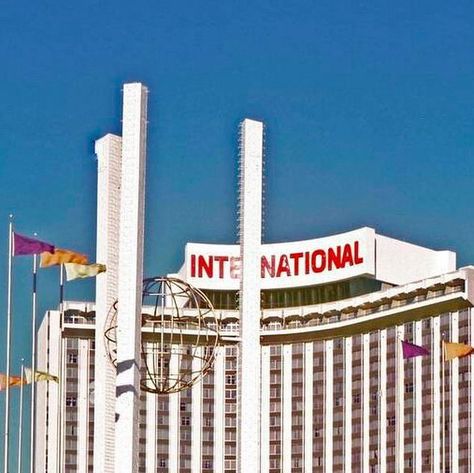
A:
104 277 221 394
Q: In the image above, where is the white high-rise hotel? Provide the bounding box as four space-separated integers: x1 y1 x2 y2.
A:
35 83 474 473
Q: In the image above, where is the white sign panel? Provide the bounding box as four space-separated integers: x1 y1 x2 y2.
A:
184 227 376 290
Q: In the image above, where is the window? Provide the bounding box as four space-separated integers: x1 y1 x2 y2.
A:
68 353 78 364
66 397 77 407
269 458 280 469
270 345 281 355
270 443 281 455
225 416 236 428
66 424 76 435
225 444 236 455
181 416 190 426
226 347 237 357
159 458 167 468
269 415 280 427
225 403 236 413
226 374 236 385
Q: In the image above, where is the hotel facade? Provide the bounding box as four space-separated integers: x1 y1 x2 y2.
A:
34 84 474 473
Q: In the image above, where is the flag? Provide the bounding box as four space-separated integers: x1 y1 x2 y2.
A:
13 232 54 256
0 374 24 391
40 248 88 268
444 342 474 361
64 263 106 281
24 368 59 384
401 340 429 359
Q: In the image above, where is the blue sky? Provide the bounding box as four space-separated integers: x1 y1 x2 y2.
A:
1 0 473 469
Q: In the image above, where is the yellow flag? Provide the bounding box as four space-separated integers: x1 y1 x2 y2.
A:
0 374 24 391
40 248 88 268
64 263 106 281
444 342 474 361
35 371 59 383
24 368 59 384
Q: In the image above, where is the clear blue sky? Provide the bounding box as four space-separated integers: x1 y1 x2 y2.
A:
1 0 473 470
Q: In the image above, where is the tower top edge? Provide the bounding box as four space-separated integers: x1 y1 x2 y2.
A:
241 118 264 127
123 82 149 91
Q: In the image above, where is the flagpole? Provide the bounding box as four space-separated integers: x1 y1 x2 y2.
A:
441 338 446 473
57 265 64 473
17 361 25 473
30 253 38 473
4 215 13 473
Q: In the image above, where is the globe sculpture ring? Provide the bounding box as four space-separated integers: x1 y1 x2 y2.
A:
104 276 221 394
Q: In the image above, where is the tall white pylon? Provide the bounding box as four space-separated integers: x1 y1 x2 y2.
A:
115 83 148 473
94 133 122 473
237 119 264 473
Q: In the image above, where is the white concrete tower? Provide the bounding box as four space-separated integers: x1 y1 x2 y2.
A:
115 83 148 473
237 119 264 473
94 134 122 473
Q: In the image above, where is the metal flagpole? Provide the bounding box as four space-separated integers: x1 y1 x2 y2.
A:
17 361 25 473
30 253 38 473
441 339 446 473
56 264 64 473
4 215 14 473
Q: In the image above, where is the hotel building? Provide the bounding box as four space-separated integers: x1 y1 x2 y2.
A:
34 83 474 473
35 231 474 473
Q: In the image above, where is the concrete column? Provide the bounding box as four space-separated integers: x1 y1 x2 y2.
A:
213 347 225 473
413 321 423 473
168 347 180 473
378 329 387 473
395 325 404 473
237 118 263 473
260 346 270 473
432 317 441 473
450 312 459 473
191 347 203 473
324 340 334 472
303 342 313 473
343 337 352 473
77 339 90 473
94 133 122 473
145 346 157 473
47 311 61 473
362 334 370 473
115 82 148 473
282 345 292 473
34 314 49 472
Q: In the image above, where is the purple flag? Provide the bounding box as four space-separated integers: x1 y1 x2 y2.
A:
13 232 54 256
401 340 429 359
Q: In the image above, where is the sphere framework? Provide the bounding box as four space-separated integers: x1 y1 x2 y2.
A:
105 277 220 394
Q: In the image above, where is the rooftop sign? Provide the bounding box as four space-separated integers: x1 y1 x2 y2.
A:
184 228 376 290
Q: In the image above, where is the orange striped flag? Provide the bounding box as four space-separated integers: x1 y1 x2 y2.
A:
0 374 24 391
444 342 474 361
40 248 88 268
